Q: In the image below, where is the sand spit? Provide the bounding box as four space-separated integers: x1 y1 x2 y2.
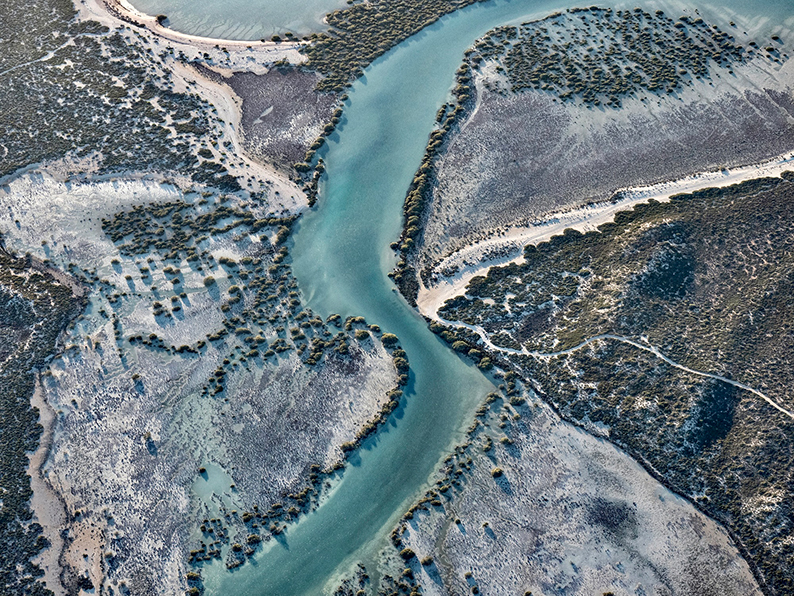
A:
192 63 338 172
417 151 794 320
173 60 306 211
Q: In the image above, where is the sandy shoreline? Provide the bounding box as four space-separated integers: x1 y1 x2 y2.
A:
100 0 305 50
417 149 794 319
72 0 309 214
173 60 307 213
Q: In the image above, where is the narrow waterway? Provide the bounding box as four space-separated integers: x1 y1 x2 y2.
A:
197 0 794 593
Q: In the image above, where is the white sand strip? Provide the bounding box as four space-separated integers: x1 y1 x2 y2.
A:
417 150 794 319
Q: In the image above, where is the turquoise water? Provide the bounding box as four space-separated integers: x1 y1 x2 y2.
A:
192 0 794 593
128 0 794 41
129 0 348 39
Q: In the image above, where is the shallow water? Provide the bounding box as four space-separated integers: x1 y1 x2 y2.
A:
128 0 794 42
192 0 794 593
128 0 349 39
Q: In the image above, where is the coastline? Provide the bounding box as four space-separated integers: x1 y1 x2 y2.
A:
417 149 794 320
98 0 303 50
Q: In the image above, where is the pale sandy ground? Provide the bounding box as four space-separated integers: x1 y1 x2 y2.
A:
72 0 309 213
9 1 313 590
3 169 397 595
28 381 68 596
398 393 763 596
417 151 794 320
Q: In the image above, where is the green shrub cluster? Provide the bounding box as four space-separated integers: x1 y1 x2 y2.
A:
391 65 475 304
102 200 294 261
302 0 484 92
470 8 749 107
332 564 371 596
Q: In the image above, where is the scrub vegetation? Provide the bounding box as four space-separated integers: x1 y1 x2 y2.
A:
97 193 410 575
0 245 85 595
0 0 238 191
1 0 410 591
333 565 371 595
302 0 485 92
436 175 794 594
390 64 476 304
471 7 750 107
401 7 793 291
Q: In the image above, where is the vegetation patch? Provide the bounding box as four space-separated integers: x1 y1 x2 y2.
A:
390 64 476 304
303 0 484 92
395 7 785 297
0 245 85 595
0 0 239 192
437 175 794 594
470 7 751 108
